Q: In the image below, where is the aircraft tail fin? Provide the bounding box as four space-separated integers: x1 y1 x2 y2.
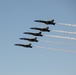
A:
39 32 41 34
46 27 49 29
39 32 43 37
51 19 54 22
28 43 31 46
35 37 37 40
51 19 56 25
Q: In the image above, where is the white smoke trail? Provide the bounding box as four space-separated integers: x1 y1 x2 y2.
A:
45 35 76 40
57 23 76 27
40 40 76 46
52 30 76 35
40 40 61 44
36 46 76 53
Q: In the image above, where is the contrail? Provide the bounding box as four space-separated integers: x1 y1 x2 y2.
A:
45 34 76 40
40 40 62 44
51 30 76 35
36 46 76 53
40 40 76 46
57 23 76 27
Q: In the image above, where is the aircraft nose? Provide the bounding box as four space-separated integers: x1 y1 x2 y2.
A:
23 32 26 34
19 38 23 40
14 44 18 46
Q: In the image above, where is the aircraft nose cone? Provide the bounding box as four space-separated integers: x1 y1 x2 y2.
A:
19 38 23 40
23 32 26 34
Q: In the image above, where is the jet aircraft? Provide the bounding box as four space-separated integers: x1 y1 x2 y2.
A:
23 32 43 37
14 43 32 48
34 19 55 25
30 27 50 32
19 37 38 42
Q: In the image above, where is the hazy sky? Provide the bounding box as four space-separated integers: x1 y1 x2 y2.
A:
0 0 76 75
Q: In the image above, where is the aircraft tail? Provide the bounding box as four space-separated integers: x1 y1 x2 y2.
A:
53 23 56 25
29 43 33 48
34 37 38 42
51 19 54 22
51 19 56 25
39 32 43 36
39 32 41 34
35 37 37 40
28 43 31 46
46 27 49 29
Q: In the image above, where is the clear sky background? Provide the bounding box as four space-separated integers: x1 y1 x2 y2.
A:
0 0 76 75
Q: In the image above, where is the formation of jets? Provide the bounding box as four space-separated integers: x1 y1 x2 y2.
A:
15 19 55 48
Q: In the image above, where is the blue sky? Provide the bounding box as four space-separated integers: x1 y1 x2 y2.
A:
0 0 76 75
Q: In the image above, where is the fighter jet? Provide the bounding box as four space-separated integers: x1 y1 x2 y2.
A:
14 43 32 48
19 37 38 42
30 27 50 32
34 19 55 25
23 32 43 37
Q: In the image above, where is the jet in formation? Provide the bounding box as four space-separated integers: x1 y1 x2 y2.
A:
23 32 43 37
34 19 55 25
19 37 38 42
30 27 50 32
14 43 32 48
